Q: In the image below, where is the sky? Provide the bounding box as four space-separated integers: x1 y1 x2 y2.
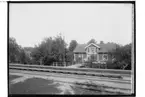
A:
9 3 133 47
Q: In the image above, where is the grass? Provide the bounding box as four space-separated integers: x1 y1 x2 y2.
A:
9 74 129 95
9 76 61 94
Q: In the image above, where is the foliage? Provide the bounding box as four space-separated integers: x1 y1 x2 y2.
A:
9 37 31 64
31 34 67 65
9 36 132 69
108 43 132 70
84 62 106 69
66 40 78 62
87 39 97 44
19 49 32 64
69 40 78 52
9 37 20 63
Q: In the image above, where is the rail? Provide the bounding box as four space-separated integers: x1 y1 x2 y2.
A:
9 63 131 75
9 63 132 94
9 63 131 78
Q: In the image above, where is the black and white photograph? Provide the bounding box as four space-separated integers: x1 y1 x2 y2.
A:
8 1 135 96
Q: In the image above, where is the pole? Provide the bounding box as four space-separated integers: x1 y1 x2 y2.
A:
63 35 66 67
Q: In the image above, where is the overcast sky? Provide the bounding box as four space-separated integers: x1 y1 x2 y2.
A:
10 3 133 47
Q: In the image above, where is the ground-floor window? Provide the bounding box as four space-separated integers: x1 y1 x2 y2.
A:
103 54 108 61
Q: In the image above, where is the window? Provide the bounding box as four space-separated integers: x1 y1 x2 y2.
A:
103 54 108 61
91 47 95 53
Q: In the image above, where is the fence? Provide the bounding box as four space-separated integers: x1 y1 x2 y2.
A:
52 62 74 67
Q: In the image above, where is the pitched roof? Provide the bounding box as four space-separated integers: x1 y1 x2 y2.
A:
98 43 117 52
73 44 87 53
73 43 116 53
85 43 100 49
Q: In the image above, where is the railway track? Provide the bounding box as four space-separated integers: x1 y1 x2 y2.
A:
9 69 132 94
9 63 132 82
9 63 131 75
9 64 132 94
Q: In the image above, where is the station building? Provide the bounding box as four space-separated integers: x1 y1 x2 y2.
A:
73 42 117 63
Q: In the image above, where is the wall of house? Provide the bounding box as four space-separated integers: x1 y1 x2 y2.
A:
82 54 87 59
74 43 113 63
99 54 103 61
74 53 112 63
86 44 99 61
107 54 112 62
86 45 98 55
74 53 87 63
98 53 113 62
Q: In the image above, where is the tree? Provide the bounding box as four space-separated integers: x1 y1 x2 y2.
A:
69 40 78 52
31 46 43 64
66 40 78 63
87 39 97 44
31 34 67 65
9 37 21 63
19 49 30 64
9 37 32 64
108 43 132 70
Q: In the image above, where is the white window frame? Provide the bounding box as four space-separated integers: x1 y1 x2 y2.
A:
91 47 96 54
102 54 108 61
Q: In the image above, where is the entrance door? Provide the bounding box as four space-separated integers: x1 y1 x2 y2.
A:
90 54 97 61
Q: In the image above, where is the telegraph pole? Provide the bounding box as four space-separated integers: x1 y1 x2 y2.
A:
63 35 66 67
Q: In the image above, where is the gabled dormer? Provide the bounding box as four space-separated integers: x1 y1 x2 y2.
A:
85 43 100 54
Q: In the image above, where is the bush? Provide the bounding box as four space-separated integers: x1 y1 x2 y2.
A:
106 60 125 69
42 56 56 65
106 61 116 69
83 62 107 69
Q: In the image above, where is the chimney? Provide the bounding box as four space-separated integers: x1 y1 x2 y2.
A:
100 41 104 44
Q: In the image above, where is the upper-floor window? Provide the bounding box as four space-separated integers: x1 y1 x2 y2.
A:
91 47 95 53
87 47 97 53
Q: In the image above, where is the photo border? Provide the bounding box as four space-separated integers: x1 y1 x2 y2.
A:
7 1 136 97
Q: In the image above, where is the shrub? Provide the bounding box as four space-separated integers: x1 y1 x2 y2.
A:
106 60 123 69
83 61 107 69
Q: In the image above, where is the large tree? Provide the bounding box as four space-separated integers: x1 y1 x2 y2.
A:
66 40 78 62
9 37 31 64
69 40 78 52
9 37 21 63
31 34 67 65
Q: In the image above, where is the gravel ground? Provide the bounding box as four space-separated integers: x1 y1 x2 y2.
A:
9 70 131 95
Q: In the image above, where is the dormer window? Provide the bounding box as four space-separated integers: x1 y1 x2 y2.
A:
91 47 95 53
85 43 100 54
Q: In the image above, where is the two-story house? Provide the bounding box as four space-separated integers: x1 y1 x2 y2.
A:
73 42 116 63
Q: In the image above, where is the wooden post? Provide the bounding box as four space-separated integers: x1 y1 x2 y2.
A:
74 53 76 62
